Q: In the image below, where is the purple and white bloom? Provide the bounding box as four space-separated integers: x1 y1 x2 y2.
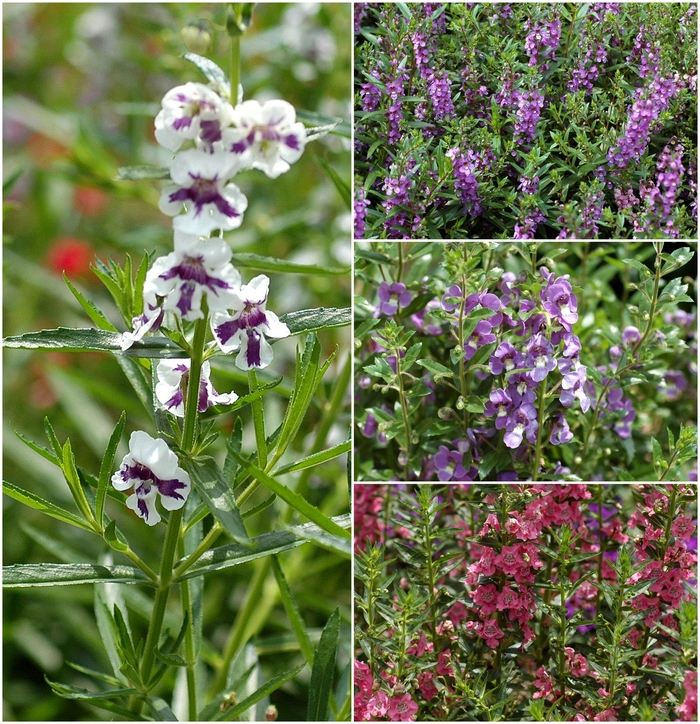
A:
503 403 538 449
484 387 515 430
111 431 190 526
508 373 538 406
120 293 166 351
559 357 591 412
145 232 242 321
464 320 497 361
542 279 578 329
490 341 524 375
211 274 290 370
154 83 235 152
224 99 307 178
159 149 247 235
525 332 557 382
375 282 412 317
441 284 463 312
155 359 238 417
550 414 574 445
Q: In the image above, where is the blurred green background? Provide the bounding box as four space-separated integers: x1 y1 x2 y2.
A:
4 3 351 720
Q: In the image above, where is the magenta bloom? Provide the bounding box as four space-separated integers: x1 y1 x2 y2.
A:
480 618 505 648
387 693 418 722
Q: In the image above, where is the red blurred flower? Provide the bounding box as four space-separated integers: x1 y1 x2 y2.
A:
46 236 94 278
74 185 108 217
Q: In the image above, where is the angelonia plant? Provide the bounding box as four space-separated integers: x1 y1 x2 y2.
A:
354 483 698 722
354 2 698 239
4 5 351 721
354 242 697 481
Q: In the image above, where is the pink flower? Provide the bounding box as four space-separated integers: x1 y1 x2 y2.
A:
354 690 372 721
593 709 617 721
672 515 696 541
417 672 438 700
480 619 505 648
368 690 390 719
496 586 520 611
387 693 418 722
472 584 499 615
355 661 374 693
446 600 469 626
495 544 522 575
533 666 552 699
479 513 502 536
678 670 697 721
436 649 454 676
571 653 588 677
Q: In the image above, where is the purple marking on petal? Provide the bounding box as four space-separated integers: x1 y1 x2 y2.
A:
165 389 184 410
231 140 248 154
285 133 301 150
172 116 194 131
238 306 267 330
199 119 222 145
157 477 188 500
176 281 196 317
215 318 242 345
246 329 263 367
138 497 150 519
198 380 210 412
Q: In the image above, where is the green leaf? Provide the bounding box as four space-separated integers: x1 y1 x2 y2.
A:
280 307 350 336
63 275 117 331
230 253 348 276
97 412 126 527
4 327 184 357
146 697 179 721
651 437 665 476
2 481 94 531
273 440 350 476
104 520 129 553
3 563 151 587
305 121 342 142
94 582 129 684
417 359 455 379
184 457 250 546
232 453 350 540
289 524 351 559
12 428 60 466
216 663 306 721
177 515 350 579
45 679 138 700
622 258 652 277
271 556 315 667
307 608 340 721
183 52 229 96
116 165 170 180
315 156 351 210
296 109 350 139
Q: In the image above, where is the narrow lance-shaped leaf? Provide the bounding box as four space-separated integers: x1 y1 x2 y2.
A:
280 308 350 336
3 481 94 532
231 452 350 540
97 412 126 528
4 563 151 588
184 457 251 546
230 253 349 276
307 608 341 721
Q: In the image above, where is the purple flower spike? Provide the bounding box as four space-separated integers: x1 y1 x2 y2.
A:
550 414 574 445
376 282 413 317
434 444 470 482
112 431 191 526
503 403 538 449
490 341 524 375
464 320 496 360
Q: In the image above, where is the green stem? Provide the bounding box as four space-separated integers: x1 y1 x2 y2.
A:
248 369 267 468
178 538 198 721
229 33 240 104
182 313 209 453
393 350 412 480
531 379 548 481
173 523 222 581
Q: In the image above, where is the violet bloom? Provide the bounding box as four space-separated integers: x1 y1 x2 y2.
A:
504 403 538 449
659 370 688 400
559 358 591 412
441 283 463 312
223 99 307 179
525 332 557 382
550 414 574 445
490 341 524 375
375 281 412 317
159 149 247 235
210 274 290 370
622 326 641 346
434 443 471 481
145 232 242 321
155 359 238 417
508 373 538 406
484 387 515 430
112 431 191 526
464 320 496 360
542 278 578 328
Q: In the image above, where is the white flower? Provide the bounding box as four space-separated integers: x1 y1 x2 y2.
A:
159 149 248 236
155 359 238 417
144 231 242 321
111 431 190 526
223 99 307 179
120 292 165 351
211 274 290 370
155 82 235 152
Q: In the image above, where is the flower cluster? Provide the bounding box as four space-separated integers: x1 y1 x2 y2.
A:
524 16 561 71
447 147 482 216
513 88 545 145
113 78 305 524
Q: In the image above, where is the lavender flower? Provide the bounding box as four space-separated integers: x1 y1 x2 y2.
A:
503 403 538 449
375 282 412 317
525 332 557 382
514 89 545 144
354 187 371 238
427 70 455 120
464 320 496 361
550 414 574 445
484 387 515 430
490 341 524 375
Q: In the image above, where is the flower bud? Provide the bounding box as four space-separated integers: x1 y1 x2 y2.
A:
398 451 408 466
642 312 650 321
265 705 278 721
456 396 465 410
627 283 638 292
574 455 583 465
181 22 212 54
438 407 453 420
410 433 419 445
